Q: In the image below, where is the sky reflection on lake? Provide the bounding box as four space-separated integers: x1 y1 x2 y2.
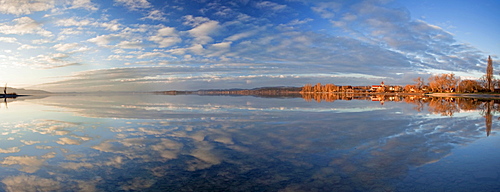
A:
0 95 498 191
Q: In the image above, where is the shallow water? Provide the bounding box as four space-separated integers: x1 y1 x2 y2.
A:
0 94 498 191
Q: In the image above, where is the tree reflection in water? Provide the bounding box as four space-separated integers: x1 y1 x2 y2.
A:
301 93 499 136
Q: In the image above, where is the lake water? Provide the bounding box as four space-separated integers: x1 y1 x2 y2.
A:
0 94 499 191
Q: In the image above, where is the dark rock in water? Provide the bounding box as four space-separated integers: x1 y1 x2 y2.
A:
0 94 25 98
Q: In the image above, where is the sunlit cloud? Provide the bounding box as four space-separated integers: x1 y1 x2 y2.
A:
0 0 54 15
1 155 47 173
184 16 221 45
0 37 17 43
0 17 52 37
20 140 41 145
2 175 61 192
53 42 79 51
56 137 82 145
0 147 20 153
68 0 98 11
17 44 40 50
148 26 181 48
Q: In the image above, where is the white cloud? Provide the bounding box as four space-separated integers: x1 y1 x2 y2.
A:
182 15 211 27
149 27 181 48
187 44 204 55
137 52 170 59
18 52 84 69
100 20 122 31
211 41 231 49
55 18 92 27
255 1 286 11
278 18 313 30
113 49 126 54
53 43 79 51
87 34 120 46
18 44 39 50
116 40 146 49
32 38 52 44
0 17 53 37
157 27 176 36
288 18 313 25
0 0 54 15
0 37 17 43
68 0 98 11
323 0 480 72
53 52 68 58
0 147 20 153
206 41 231 57
56 18 122 32
187 20 220 45
151 35 181 48
59 28 83 35
311 2 341 19
142 10 167 21
224 30 257 42
114 0 151 10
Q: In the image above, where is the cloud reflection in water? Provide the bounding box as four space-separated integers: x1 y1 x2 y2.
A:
0 94 498 191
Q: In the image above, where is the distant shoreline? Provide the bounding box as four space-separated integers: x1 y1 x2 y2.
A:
0 94 30 98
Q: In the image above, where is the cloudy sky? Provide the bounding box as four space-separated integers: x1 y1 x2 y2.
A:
0 0 498 92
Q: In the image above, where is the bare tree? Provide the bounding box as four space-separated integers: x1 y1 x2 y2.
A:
413 77 424 92
301 84 312 93
428 73 460 92
458 80 481 93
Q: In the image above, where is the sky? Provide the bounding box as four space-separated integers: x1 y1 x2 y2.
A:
0 0 498 92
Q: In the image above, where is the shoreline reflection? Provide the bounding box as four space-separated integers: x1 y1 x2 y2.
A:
301 93 498 136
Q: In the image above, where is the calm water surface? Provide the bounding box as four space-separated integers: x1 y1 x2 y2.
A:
0 94 498 191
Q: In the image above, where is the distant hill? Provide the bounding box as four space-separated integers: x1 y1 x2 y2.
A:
153 86 302 98
4 87 51 95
